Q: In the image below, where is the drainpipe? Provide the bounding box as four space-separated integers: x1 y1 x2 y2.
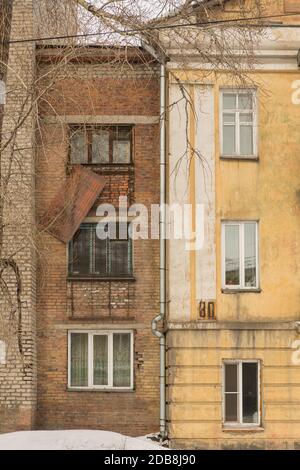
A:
151 63 167 440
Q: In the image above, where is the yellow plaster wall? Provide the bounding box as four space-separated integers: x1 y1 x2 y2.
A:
166 0 300 449
167 328 300 449
169 70 300 322
167 69 300 448
215 72 300 321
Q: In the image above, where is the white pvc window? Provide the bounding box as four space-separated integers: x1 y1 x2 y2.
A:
223 361 261 427
0 340 6 365
68 331 134 390
222 221 259 290
0 80 6 105
221 90 257 157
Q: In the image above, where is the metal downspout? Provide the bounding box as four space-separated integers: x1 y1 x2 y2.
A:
151 63 167 440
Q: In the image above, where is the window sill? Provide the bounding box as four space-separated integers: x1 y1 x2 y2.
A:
67 388 135 393
67 277 136 282
220 155 259 162
69 163 133 168
222 288 261 294
222 426 264 433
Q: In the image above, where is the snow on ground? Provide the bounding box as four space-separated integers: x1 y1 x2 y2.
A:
0 430 165 450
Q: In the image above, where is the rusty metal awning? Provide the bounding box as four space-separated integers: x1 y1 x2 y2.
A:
41 165 105 243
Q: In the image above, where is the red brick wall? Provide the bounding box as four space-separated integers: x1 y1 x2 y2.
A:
39 76 159 117
35 62 160 436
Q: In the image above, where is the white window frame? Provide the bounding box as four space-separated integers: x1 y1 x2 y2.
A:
221 220 259 290
0 80 6 105
0 340 6 365
68 330 134 390
222 360 261 428
220 89 258 158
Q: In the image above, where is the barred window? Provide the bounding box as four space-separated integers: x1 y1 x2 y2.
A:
68 223 133 279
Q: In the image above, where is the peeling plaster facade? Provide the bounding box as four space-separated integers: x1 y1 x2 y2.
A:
165 0 300 450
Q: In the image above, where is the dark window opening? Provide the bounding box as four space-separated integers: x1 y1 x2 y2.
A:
68 223 133 279
242 362 259 424
224 361 260 425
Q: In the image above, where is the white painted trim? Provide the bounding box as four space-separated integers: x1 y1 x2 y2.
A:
238 362 243 424
222 360 261 427
165 25 300 70
0 340 6 365
108 332 113 388
0 80 6 105
67 332 71 389
68 330 134 391
167 61 300 71
88 332 94 388
221 221 259 291
195 85 216 302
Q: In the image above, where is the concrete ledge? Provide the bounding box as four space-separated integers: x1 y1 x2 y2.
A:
41 115 160 125
54 322 148 330
166 321 298 331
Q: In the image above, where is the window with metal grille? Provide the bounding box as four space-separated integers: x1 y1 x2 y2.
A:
223 361 261 427
69 125 133 165
68 223 133 278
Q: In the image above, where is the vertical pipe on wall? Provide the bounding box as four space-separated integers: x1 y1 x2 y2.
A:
151 63 167 440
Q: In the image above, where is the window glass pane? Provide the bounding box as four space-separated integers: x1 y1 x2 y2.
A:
94 229 107 276
92 130 109 163
240 125 253 155
0 340 6 365
116 127 132 141
93 335 108 386
225 364 238 393
244 223 257 287
223 125 236 155
70 333 88 387
113 141 131 163
69 225 91 276
223 93 236 109
223 113 236 123
225 225 240 286
70 130 87 164
0 80 6 105
113 333 131 387
225 394 238 422
240 113 253 123
242 363 259 424
113 127 132 163
110 240 131 277
238 93 253 110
